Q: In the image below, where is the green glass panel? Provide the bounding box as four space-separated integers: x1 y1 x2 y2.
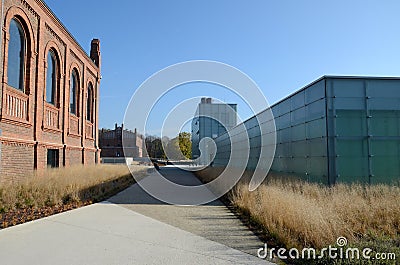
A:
272 157 283 171
333 97 366 110
306 99 325 121
291 107 306 125
336 156 369 181
306 118 326 139
275 143 283 157
307 157 328 180
280 113 291 129
305 80 325 104
280 128 291 143
292 140 307 157
367 80 400 98
291 91 305 111
369 98 400 110
292 157 307 174
336 110 367 136
371 140 399 156
370 110 400 137
279 100 291 116
281 142 292 157
332 79 365 98
272 105 281 118
337 174 369 184
371 156 400 180
292 123 306 141
276 129 283 143
308 138 327 157
336 139 368 157
281 158 290 171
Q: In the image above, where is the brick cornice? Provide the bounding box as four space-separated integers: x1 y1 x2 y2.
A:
70 49 83 66
19 0 40 19
66 145 84 151
83 147 98 152
34 0 99 70
45 22 66 47
0 136 35 146
37 141 64 148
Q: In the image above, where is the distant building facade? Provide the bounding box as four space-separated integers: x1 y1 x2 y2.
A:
0 0 101 181
99 124 144 158
191 98 237 161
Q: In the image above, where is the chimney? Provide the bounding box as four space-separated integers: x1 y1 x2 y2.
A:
135 128 137 134
90 39 101 68
115 123 117 130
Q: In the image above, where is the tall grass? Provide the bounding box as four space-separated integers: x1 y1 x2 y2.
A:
0 164 147 213
230 178 400 250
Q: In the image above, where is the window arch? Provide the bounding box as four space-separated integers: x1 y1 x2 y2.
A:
46 49 58 105
70 69 79 115
86 83 93 122
7 18 26 91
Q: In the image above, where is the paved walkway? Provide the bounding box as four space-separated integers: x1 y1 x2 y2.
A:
0 168 275 265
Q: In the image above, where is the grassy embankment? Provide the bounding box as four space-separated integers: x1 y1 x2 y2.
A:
0 164 147 228
230 176 400 264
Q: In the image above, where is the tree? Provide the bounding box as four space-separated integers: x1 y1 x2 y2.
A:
178 132 192 160
165 137 182 160
145 133 191 160
152 138 165 159
145 135 165 159
163 132 192 160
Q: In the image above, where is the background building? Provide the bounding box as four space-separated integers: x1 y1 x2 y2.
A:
211 76 400 185
191 98 237 162
0 0 101 182
99 124 144 158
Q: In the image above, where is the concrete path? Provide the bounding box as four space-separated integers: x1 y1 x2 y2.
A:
0 168 275 265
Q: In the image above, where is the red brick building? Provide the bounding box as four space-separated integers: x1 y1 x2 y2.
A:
99 124 144 159
0 0 101 181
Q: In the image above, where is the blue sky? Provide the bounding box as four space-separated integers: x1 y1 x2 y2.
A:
45 0 400 136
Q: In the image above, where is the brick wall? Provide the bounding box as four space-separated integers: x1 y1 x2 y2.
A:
68 148 83 166
0 0 101 181
0 142 34 183
83 149 96 165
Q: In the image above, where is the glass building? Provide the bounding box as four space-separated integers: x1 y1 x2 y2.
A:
211 76 400 185
191 98 237 162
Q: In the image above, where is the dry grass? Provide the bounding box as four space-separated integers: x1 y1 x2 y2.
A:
0 164 147 213
230 178 400 250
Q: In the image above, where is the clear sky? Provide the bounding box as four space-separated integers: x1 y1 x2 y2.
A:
45 0 400 136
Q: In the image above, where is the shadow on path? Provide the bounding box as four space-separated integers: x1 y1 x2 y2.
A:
107 167 264 257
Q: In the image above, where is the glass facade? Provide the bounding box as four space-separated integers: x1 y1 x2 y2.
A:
210 76 400 185
271 79 328 183
327 78 400 184
191 98 237 163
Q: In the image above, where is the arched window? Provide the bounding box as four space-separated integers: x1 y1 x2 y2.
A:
87 83 93 122
7 18 26 91
70 69 79 115
46 50 58 104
